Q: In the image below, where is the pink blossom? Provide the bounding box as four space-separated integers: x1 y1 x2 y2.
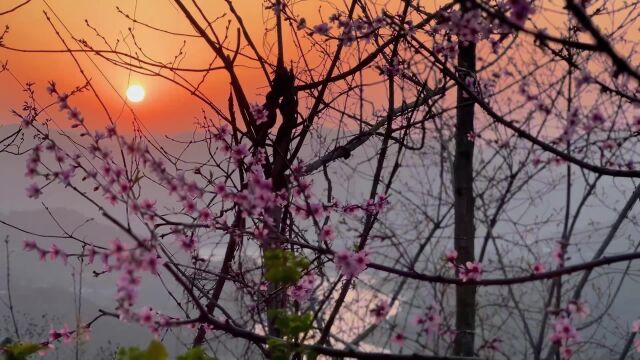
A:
231 144 249 162
434 40 458 58
117 180 131 195
482 338 502 352
53 149 66 164
100 252 110 268
362 195 388 215
198 207 212 222
24 163 37 178
589 111 606 128
25 183 42 199
413 305 442 335
335 249 369 278
342 204 359 215
250 104 268 125
560 346 573 360
37 248 48 262
312 23 330 35
560 110 581 142
319 225 335 243
567 300 590 319
142 252 161 274
391 332 405 346
48 328 61 342
369 300 390 322
178 234 197 252
308 203 324 218
552 243 565 266
270 1 281 14
129 200 141 215
437 9 492 44
292 178 311 197
632 319 640 333
549 316 579 344
140 199 156 213
110 238 127 258
60 324 72 343
445 249 458 263
575 71 592 88
86 246 97 264
459 261 482 282
532 261 545 274
551 157 566 166
49 244 67 263
46 81 57 95
253 227 269 242
381 58 401 77
287 273 316 303
213 182 227 195
509 0 534 26
137 306 155 326
339 31 356 47
116 270 141 307
103 190 118 205
23 239 38 252
334 249 352 274
183 199 197 214
58 168 75 186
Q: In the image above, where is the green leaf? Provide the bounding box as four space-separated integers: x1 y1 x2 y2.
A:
176 347 216 360
267 310 313 339
305 350 318 360
116 341 167 360
116 346 143 360
267 339 291 360
264 249 309 285
3 342 43 360
145 341 167 360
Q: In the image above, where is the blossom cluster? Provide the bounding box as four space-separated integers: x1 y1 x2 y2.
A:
40 324 91 356
287 273 317 303
19 84 395 341
548 300 590 359
413 305 443 336
250 104 268 125
334 248 370 278
309 13 386 46
560 109 608 143
632 320 640 352
434 9 493 44
23 239 68 264
443 249 483 282
508 0 535 26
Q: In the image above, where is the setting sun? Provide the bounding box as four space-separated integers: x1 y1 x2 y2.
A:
126 84 145 102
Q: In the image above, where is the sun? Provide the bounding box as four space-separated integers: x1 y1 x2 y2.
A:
126 84 145 103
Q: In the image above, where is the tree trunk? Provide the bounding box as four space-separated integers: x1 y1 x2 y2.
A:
265 65 298 337
452 34 477 356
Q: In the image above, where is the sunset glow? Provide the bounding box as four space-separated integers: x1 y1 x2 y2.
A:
126 84 145 103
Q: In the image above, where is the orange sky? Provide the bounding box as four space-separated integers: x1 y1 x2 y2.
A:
0 0 328 133
2 1 638 134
